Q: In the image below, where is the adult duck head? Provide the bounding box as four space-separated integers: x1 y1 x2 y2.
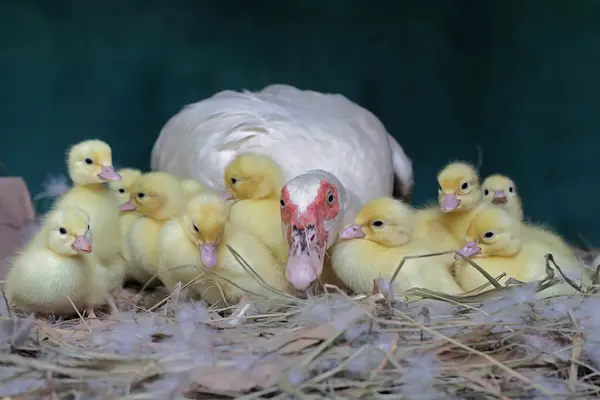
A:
280 169 360 290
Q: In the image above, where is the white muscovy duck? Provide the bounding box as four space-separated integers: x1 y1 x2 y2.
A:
151 84 414 204
280 169 362 290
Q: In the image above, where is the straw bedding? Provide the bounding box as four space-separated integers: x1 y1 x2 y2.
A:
2 248 600 400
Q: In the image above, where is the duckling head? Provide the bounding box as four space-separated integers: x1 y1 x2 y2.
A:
45 207 93 256
437 161 481 213
67 140 122 185
339 197 414 247
108 168 142 212
280 170 350 290
482 174 522 208
130 172 183 220
223 153 284 201
456 205 521 259
182 191 231 268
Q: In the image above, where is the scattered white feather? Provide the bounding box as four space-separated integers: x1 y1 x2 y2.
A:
472 283 538 326
33 174 70 201
345 332 395 378
90 312 162 355
396 355 443 399
286 366 309 386
531 375 570 399
295 294 354 326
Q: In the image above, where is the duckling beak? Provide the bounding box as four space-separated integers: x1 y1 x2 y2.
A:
440 193 460 213
455 240 481 260
200 242 218 268
286 223 326 290
98 166 122 181
72 235 92 253
339 224 365 239
119 198 136 212
491 190 507 204
220 190 234 201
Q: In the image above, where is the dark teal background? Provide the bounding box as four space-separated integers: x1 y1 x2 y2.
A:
0 1 597 247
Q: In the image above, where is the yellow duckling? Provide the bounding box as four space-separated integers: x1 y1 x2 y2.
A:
223 153 288 264
52 140 126 292
108 168 156 286
481 174 523 220
330 197 464 295
126 171 185 278
436 161 483 242
454 205 588 297
159 190 292 308
157 191 232 302
480 174 574 258
208 223 294 309
5 207 111 321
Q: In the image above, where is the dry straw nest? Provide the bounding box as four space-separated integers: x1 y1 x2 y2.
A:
2 247 600 399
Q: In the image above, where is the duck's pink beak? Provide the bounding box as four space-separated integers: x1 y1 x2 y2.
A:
491 190 507 204
119 198 136 212
72 235 92 253
285 221 327 291
200 243 217 268
441 193 459 213
221 190 234 201
98 166 122 181
339 224 365 239
455 240 481 260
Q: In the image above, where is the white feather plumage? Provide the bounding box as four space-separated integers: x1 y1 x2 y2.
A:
151 84 413 204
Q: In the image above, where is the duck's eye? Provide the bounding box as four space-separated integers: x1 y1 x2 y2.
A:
461 182 469 190
508 187 514 193
484 189 489 196
87 224 90 231
84 158 93 165
118 188 125 194
230 177 237 185
483 231 494 239
137 193 145 199
327 192 334 206
372 220 384 228
193 223 199 233
280 198 285 207
59 227 67 235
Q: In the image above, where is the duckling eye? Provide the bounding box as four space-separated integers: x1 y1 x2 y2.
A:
483 231 494 239
280 198 285 207
84 158 93 165
461 182 469 190
230 177 237 185
118 188 125 194
326 192 334 206
508 186 514 193
372 220 384 228
193 223 199 233
59 227 67 235
137 193 146 199
484 189 489 196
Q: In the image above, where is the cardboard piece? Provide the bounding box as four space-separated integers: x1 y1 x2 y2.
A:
0 177 36 281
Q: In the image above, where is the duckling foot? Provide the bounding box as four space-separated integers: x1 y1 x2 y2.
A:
106 293 121 320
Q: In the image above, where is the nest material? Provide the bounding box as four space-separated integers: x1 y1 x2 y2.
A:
2 250 600 399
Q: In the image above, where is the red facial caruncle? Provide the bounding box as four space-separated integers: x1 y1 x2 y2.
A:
280 179 340 290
